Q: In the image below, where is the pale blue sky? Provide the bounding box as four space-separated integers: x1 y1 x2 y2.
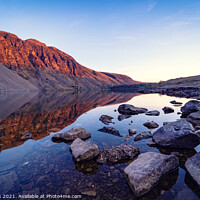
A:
0 0 200 82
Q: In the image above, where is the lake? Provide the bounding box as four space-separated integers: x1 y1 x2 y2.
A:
0 91 199 200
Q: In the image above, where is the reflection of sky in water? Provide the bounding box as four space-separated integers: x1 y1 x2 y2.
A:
0 94 199 199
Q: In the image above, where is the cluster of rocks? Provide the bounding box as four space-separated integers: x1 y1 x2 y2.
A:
153 86 200 99
50 100 200 197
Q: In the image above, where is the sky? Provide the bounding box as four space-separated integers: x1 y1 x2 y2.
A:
0 0 200 82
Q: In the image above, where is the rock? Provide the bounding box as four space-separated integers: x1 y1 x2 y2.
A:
97 144 140 164
143 121 159 129
118 114 131 121
124 152 179 197
129 128 137 135
153 119 199 149
21 132 32 140
185 152 200 186
170 152 183 157
134 131 152 141
98 127 122 137
99 115 113 125
118 104 148 115
181 100 200 117
146 140 157 147
170 100 182 105
177 112 182 115
196 126 200 130
145 110 160 116
125 135 131 142
81 189 97 197
187 111 200 125
70 138 99 162
52 128 91 141
163 122 169 125
162 107 174 114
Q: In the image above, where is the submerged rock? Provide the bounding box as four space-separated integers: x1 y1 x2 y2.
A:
129 128 137 135
185 152 200 186
181 100 200 117
118 114 131 121
145 110 160 116
21 132 32 140
143 121 159 129
98 127 122 137
162 107 174 114
97 144 140 164
52 128 91 142
99 115 114 125
70 138 99 162
118 104 148 115
153 119 199 149
124 152 179 197
134 131 152 141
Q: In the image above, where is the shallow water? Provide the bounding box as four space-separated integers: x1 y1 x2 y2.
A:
0 92 199 200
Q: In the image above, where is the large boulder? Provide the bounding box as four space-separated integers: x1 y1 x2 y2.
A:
97 144 140 163
124 152 179 197
181 100 200 117
52 128 91 142
143 121 159 129
185 152 200 186
153 119 199 149
118 104 148 115
99 115 113 125
98 127 122 137
70 138 99 162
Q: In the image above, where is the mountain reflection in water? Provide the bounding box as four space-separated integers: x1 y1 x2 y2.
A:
0 91 138 151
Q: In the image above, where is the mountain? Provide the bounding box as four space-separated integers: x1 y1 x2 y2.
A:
0 31 139 91
0 63 37 91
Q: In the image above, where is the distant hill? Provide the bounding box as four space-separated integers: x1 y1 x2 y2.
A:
0 31 139 91
159 75 200 87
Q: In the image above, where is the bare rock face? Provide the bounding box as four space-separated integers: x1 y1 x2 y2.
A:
124 152 179 197
162 107 174 114
99 115 113 125
97 144 140 164
153 119 199 149
185 152 200 186
52 128 91 142
181 100 200 117
70 138 99 162
118 104 148 115
143 121 159 129
98 127 122 137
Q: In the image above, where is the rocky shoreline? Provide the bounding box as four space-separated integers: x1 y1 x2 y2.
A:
49 99 200 198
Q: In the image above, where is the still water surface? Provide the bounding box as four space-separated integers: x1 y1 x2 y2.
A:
0 91 199 200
